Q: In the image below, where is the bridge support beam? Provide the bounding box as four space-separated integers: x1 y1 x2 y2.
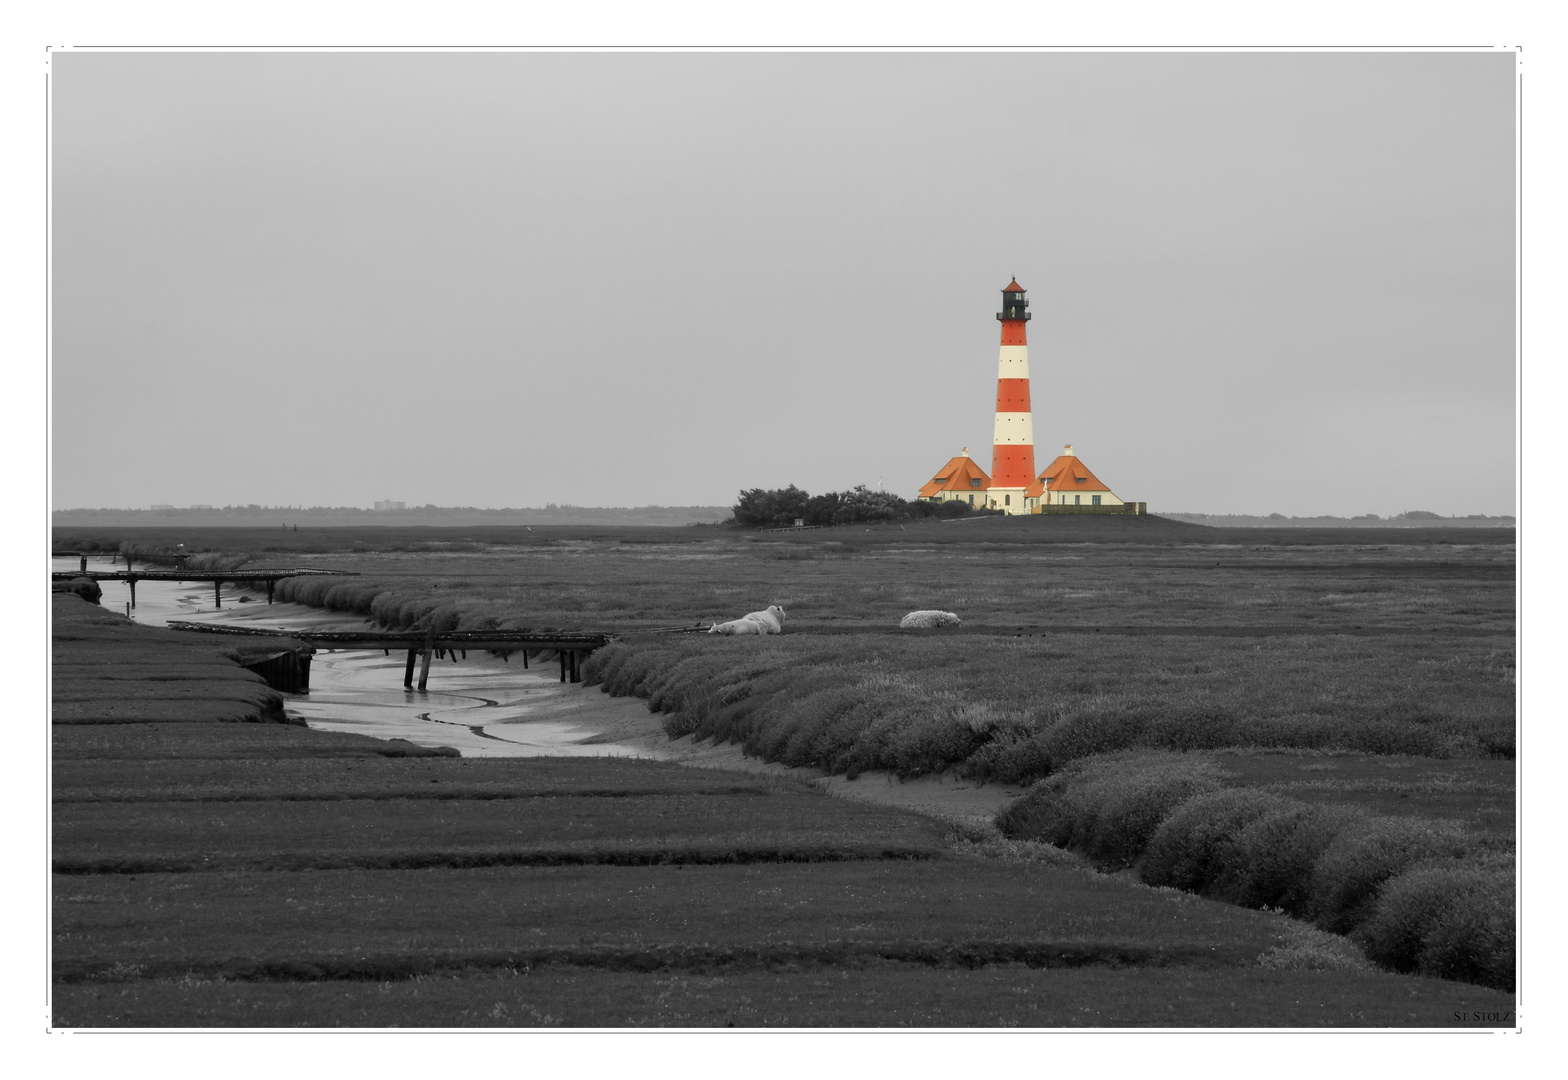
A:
559 650 566 683
417 627 436 692
214 581 222 608
404 649 417 688
128 579 136 609
267 581 275 604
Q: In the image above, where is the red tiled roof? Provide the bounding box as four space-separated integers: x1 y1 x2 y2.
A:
1002 278 1025 292
918 454 991 498
1035 452 1116 494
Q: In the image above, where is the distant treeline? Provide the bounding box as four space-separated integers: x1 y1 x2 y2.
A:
730 485 992 528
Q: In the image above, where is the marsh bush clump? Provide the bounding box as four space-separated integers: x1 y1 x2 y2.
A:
1255 921 1376 974
1139 788 1299 893
996 752 1226 869
1206 803 1364 913
1359 857 1515 990
1032 705 1150 766
1308 816 1478 934
1032 772 1515 989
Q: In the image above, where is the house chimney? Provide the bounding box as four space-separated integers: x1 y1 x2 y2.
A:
1063 444 1075 456
961 447 969 457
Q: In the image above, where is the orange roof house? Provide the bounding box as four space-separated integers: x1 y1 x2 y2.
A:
1026 444 1127 508
918 448 991 504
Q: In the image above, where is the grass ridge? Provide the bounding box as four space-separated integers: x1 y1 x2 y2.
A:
51 788 775 804
53 845 941 875
56 939 1244 985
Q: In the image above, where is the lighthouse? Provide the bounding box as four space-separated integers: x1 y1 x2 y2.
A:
989 278 1035 514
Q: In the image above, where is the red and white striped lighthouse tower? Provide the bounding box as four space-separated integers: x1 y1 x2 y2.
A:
989 278 1035 514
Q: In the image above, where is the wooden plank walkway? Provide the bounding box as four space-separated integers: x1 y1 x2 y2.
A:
166 622 625 690
50 568 356 608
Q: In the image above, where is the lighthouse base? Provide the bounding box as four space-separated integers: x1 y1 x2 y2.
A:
985 487 1031 515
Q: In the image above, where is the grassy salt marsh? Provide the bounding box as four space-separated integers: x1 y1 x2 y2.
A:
51 518 1517 1022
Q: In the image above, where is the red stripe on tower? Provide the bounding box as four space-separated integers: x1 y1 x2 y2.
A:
990 278 1036 512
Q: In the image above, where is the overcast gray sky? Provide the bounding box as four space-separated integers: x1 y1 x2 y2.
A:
50 50 1516 515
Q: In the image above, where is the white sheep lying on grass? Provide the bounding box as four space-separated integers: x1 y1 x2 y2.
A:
709 605 787 635
900 610 962 629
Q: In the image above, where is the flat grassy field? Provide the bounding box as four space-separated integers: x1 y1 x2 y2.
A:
53 721 1515 1028
54 966 1520 1029
51 518 1517 1024
57 518 1514 635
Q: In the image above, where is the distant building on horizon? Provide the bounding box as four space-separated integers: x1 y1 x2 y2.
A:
149 504 174 511
374 500 406 511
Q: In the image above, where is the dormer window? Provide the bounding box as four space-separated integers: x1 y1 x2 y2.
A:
970 478 982 488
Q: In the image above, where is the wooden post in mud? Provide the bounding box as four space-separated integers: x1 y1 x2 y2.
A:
403 649 417 688
522 650 529 669
128 579 137 609
79 555 87 573
214 581 222 608
558 649 566 683
417 627 436 691
266 581 275 604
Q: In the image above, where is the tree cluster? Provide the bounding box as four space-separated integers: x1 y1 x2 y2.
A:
729 484 986 528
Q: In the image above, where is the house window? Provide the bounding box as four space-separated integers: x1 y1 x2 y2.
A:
1075 495 1081 505
1004 494 1011 506
1092 495 1101 506
968 494 974 505
970 478 982 488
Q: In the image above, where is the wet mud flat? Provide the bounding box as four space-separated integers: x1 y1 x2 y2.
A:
54 556 649 759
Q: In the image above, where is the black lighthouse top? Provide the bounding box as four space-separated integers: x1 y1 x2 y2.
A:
996 278 1031 322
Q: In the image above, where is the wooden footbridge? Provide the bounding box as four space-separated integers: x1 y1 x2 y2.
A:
50 564 356 608
165 621 640 690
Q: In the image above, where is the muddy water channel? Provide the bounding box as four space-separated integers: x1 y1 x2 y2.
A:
52 557 645 759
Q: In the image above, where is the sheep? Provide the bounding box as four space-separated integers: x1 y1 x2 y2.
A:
708 604 787 636
899 610 961 629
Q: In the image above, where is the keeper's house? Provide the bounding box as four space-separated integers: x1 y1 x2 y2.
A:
918 448 991 507
1025 444 1145 514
